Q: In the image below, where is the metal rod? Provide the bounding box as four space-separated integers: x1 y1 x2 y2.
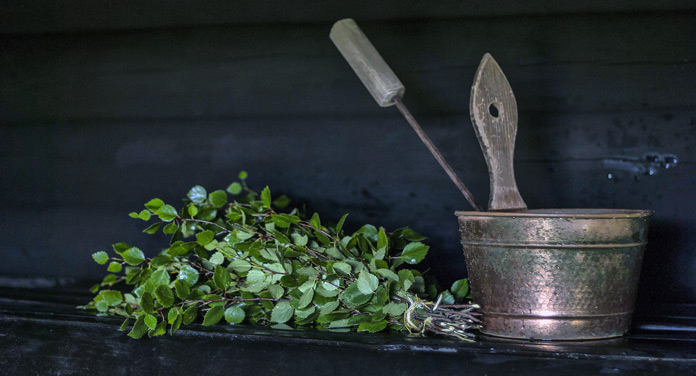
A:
393 97 482 211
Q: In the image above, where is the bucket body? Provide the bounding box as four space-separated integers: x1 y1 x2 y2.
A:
455 209 652 340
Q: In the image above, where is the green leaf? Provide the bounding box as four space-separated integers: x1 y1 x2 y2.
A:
357 320 388 333
356 224 378 242
209 190 228 208
143 222 162 234
167 241 193 256
119 318 129 331
174 279 190 300
95 300 109 312
398 269 415 291
101 273 118 286
138 210 152 221
341 282 371 308
393 227 427 241
328 318 352 328
238 170 248 180
374 286 388 306
258 248 279 263
177 266 199 286
187 205 199 217
182 305 198 325
89 284 99 294
156 205 178 222
320 300 340 315
203 306 225 326
144 314 158 330
400 242 429 264
383 302 407 316
261 186 271 208
377 227 388 250
226 182 243 195
271 301 294 323
196 230 215 246
332 262 352 276
279 275 298 288
148 319 167 337
99 290 123 306
371 311 386 322
295 306 316 320
168 307 180 324
154 285 175 307
268 284 284 300
235 229 255 241
107 262 122 273
92 251 109 265
336 214 349 235
451 279 470 301
139 292 154 314
273 195 291 209
272 230 291 244
163 222 178 235
150 269 170 286
112 242 131 254
310 213 321 229
187 185 207 204
246 269 266 284
170 312 183 335
228 259 251 273
298 288 314 309
376 268 399 282
439 290 456 305
213 266 231 290
150 255 171 268
128 315 148 339
357 269 378 294
224 306 245 324
272 215 290 228
291 233 308 246
121 247 145 266
144 198 165 212
209 252 224 265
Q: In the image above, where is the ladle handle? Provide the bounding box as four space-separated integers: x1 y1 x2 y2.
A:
470 54 527 211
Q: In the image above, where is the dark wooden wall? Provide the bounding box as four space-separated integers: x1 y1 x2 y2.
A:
1 2 695 308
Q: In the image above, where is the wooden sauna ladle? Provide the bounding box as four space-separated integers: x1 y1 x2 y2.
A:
470 54 527 211
330 18 482 211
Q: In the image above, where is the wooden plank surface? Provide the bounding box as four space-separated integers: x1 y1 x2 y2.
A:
1 283 695 376
1 1 694 34
1 14 694 123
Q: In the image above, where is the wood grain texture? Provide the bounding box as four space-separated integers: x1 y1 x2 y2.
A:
0 1 694 34
1 283 694 375
1 14 693 124
470 54 527 211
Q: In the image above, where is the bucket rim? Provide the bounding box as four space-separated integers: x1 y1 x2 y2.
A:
454 208 653 219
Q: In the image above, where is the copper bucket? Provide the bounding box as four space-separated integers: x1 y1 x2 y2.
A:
455 209 652 340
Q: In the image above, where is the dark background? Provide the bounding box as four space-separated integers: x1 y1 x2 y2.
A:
1 1 694 311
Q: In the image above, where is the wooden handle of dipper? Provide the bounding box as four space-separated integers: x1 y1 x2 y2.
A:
470 54 527 211
330 18 482 211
